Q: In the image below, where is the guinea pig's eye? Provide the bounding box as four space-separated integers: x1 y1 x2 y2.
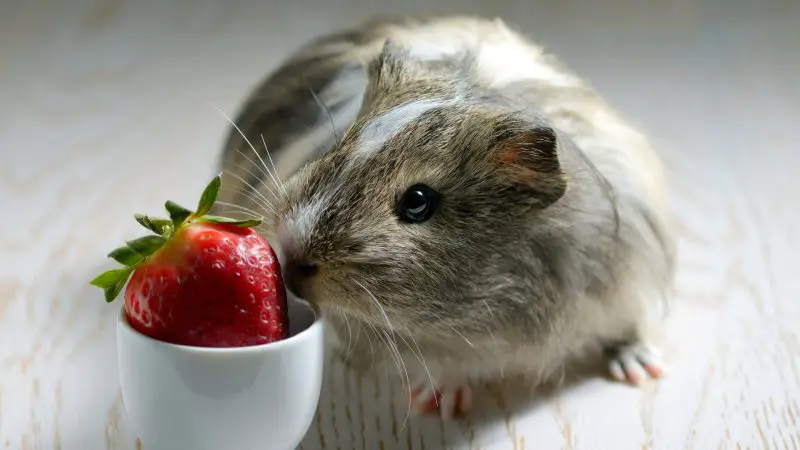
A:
396 184 439 223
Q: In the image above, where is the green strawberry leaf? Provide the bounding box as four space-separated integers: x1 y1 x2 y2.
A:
165 201 192 227
90 267 133 289
134 213 152 230
102 267 134 302
199 215 262 227
126 235 166 257
149 218 174 236
90 266 135 300
134 214 173 236
195 174 222 217
108 245 143 266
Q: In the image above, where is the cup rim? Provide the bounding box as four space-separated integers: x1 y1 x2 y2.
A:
117 296 324 354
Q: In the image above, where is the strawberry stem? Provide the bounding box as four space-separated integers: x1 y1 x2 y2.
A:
165 201 192 228
90 173 265 302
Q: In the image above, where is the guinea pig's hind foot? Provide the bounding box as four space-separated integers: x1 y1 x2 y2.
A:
408 378 472 420
605 341 666 385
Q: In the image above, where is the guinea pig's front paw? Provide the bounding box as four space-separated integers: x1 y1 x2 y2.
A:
606 342 666 385
408 378 472 420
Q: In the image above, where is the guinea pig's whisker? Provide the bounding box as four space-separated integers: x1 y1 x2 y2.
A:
364 319 414 427
217 191 276 218
224 165 280 206
218 173 273 206
208 102 282 197
234 148 283 201
338 309 354 357
448 325 480 353
378 326 408 395
367 322 392 384
245 136 283 201
260 134 289 199
398 333 437 405
353 281 394 333
228 161 280 207
363 321 394 376
214 200 267 219
217 186 275 213
353 279 412 429
217 187 270 211
306 85 341 144
221 169 278 210
481 300 494 318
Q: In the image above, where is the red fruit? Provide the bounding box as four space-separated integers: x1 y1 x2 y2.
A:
124 223 287 347
90 174 288 347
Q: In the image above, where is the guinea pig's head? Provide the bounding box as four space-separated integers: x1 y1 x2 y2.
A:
273 42 568 333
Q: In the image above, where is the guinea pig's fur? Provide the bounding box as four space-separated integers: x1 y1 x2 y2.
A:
215 15 675 415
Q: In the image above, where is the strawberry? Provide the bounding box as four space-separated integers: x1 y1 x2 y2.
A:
90 174 289 347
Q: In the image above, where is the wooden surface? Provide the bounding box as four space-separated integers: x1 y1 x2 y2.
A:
1 0 799 449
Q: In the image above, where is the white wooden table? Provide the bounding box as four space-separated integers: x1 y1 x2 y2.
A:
2 1 799 448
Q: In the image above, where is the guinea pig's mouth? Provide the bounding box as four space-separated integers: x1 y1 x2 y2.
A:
282 268 345 309
283 264 318 300
279 264 383 323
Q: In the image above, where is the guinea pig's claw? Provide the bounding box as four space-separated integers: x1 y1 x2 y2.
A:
409 381 472 419
608 342 666 385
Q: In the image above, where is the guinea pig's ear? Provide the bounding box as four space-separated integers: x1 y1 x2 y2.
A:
491 125 567 207
368 39 411 84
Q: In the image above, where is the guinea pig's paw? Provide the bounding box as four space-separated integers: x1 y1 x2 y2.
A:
409 379 472 420
607 342 666 386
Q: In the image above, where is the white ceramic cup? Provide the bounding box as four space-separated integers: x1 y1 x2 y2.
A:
117 296 325 450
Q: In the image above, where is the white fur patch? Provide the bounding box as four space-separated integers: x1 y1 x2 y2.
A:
347 98 451 169
279 194 328 256
294 196 326 237
389 25 479 60
387 20 579 89
399 35 471 61
474 40 576 88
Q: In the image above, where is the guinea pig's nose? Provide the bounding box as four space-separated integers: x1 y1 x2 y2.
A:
283 258 319 298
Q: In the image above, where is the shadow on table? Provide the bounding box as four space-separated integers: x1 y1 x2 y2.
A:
298 350 612 449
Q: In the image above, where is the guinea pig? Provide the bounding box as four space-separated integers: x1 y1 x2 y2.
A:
213 15 675 419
